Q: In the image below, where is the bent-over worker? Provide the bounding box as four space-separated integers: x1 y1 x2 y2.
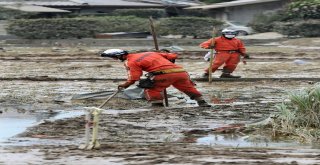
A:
100 49 211 107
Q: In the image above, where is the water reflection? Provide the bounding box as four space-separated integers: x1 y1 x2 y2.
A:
196 134 304 148
0 118 35 143
0 109 84 143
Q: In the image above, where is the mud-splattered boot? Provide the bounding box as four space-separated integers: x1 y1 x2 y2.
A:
202 73 209 78
197 100 211 107
220 73 241 78
149 100 164 108
151 102 164 107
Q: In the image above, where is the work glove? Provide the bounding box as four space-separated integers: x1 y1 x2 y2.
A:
204 51 216 62
242 55 247 65
169 59 176 63
118 83 130 90
243 54 250 59
118 81 134 90
242 60 247 65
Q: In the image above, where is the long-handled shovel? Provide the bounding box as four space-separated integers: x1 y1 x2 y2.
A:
71 90 114 100
97 89 120 109
79 89 120 150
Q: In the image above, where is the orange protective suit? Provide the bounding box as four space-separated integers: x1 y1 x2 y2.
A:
124 52 202 101
200 36 246 74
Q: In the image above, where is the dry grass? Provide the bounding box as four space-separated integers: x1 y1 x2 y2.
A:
272 83 320 143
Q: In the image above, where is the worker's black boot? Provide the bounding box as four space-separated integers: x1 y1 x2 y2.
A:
149 100 164 107
202 73 209 78
151 102 164 107
197 100 211 107
220 73 241 78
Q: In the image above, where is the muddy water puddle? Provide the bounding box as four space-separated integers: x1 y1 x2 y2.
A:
1 106 310 149
0 109 85 144
196 134 305 148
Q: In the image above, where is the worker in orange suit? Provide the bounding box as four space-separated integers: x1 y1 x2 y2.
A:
200 29 248 78
100 49 211 107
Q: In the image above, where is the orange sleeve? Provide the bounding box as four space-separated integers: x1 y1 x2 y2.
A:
199 38 215 49
125 61 143 81
158 52 177 60
237 40 246 55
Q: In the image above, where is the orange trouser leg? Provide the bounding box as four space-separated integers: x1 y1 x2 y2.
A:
223 54 240 73
144 72 202 101
171 72 202 99
205 53 231 73
144 74 173 101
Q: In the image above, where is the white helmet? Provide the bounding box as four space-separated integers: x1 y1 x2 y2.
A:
100 49 128 57
222 29 237 39
100 49 128 61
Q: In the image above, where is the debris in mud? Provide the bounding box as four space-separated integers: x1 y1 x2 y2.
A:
1 38 320 164
293 59 309 65
213 124 246 133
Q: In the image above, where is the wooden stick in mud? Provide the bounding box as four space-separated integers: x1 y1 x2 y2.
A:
149 16 169 107
149 17 159 51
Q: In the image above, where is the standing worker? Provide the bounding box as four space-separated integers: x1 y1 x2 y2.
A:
100 49 211 107
200 29 248 78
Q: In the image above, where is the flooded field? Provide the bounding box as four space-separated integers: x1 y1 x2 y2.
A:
0 38 320 164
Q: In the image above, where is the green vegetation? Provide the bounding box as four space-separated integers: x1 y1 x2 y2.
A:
7 16 149 39
250 0 320 37
272 84 320 143
274 19 320 37
7 16 222 39
287 0 320 20
5 0 319 38
249 10 288 32
111 9 167 19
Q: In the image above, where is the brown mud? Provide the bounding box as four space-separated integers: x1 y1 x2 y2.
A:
0 38 320 165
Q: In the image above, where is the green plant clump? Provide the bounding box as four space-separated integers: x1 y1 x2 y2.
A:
7 16 149 39
287 0 320 20
249 0 320 36
273 19 320 37
273 83 320 143
111 9 166 19
249 10 288 33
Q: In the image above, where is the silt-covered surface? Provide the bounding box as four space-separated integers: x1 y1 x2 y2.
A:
0 37 320 164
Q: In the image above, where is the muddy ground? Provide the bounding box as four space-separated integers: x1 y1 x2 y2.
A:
0 37 320 165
